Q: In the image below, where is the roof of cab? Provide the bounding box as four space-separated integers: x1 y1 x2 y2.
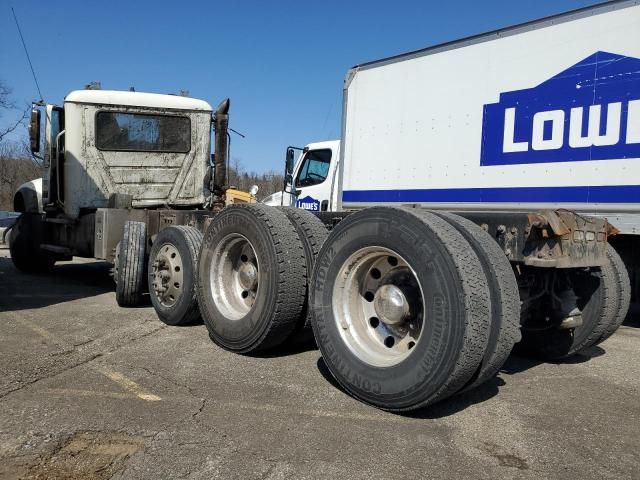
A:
64 90 213 111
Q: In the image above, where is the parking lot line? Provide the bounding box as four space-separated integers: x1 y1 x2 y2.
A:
14 314 162 402
96 367 162 402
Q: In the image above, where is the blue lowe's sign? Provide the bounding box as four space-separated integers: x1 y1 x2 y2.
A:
480 51 640 166
296 195 320 211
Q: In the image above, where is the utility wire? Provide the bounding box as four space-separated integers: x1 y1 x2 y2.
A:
11 7 44 102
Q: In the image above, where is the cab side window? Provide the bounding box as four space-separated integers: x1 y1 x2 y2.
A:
295 149 332 188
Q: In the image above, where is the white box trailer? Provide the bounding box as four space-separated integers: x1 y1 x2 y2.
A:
338 0 640 230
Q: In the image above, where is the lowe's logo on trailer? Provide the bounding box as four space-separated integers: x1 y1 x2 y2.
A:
481 51 640 166
296 195 320 211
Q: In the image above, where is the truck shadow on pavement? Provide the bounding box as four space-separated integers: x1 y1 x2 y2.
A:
0 256 117 312
249 332 319 357
501 345 606 374
315 356 502 419
315 344 607 419
624 305 640 328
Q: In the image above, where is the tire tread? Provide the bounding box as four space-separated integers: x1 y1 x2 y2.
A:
435 212 521 392
597 244 631 343
281 207 329 330
198 204 307 353
116 221 146 307
408 209 491 407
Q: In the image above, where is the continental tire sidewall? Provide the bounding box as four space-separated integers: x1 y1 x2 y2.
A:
311 211 470 410
197 209 280 351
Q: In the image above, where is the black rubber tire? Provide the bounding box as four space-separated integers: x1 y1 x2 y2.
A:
280 207 329 331
434 212 521 392
115 221 147 307
517 261 618 360
596 244 631 344
197 204 307 353
310 207 491 412
148 226 203 326
9 213 55 273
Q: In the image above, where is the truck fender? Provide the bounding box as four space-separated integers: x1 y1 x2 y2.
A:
14 178 43 213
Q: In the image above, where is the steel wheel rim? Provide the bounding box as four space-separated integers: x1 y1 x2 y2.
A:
151 243 184 308
210 233 259 320
332 246 425 367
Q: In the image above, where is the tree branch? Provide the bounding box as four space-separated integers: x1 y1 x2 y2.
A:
0 105 29 143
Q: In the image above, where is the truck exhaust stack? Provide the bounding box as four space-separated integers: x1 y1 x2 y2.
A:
212 98 230 206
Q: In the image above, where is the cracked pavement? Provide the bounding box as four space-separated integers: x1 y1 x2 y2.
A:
0 249 639 479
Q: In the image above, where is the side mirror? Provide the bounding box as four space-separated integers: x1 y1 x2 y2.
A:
29 109 41 153
285 148 295 175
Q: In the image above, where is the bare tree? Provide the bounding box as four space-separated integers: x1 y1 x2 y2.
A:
0 141 40 210
0 81 29 144
0 80 41 211
226 156 284 199
0 81 10 107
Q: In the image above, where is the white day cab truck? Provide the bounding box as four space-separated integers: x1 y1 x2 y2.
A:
11 0 639 411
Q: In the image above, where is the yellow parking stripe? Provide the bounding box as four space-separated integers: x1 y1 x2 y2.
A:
96 367 162 402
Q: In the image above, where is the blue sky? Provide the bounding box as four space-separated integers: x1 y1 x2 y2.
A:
1 0 603 173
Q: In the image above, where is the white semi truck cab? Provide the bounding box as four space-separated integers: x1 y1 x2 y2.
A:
11 88 256 299
37 90 213 219
262 140 340 212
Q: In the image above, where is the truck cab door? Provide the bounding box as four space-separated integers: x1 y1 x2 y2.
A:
293 147 334 212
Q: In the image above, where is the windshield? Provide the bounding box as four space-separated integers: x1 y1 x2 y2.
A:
295 149 332 188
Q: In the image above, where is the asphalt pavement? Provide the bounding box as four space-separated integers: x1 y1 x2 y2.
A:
0 247 639 480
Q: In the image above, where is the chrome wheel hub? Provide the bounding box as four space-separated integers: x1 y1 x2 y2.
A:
209 233 259 320
374 284 410 326
238 262 258 290
333 246 425 367
151 243 184 308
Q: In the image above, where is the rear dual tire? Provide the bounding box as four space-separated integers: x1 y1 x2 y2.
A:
517 244 630 360
597 245 631 343
196 204 307 353
310 207 493 411
280 207 329 334
434 212 521 392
